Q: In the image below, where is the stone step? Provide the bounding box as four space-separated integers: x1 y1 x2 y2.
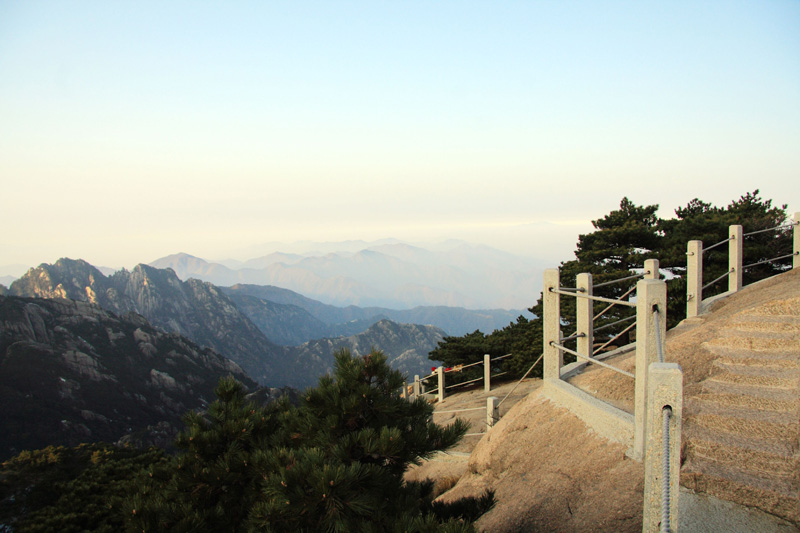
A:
744 297 800 317
704 333 800 353
704 343 800 363
686 397 798 432
713 359 800 379
699 381 800 409
682 456 799 521
684 429 798 482
707 370 799 390
684 405 798 450
729 314 800 334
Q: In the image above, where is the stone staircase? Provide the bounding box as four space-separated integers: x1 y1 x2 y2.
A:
681 302 800 523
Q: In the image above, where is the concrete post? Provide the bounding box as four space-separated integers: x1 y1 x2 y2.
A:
643 363 683 533
401 384 407 399
437 366 445 403
413 375 420 399
794 212 799 269
543 269 562 381
686 240 703 318
644 258 659 279
486 396 499 428
484 354 491 392
576 273 593 361
729 225 743 293
634 279 667 460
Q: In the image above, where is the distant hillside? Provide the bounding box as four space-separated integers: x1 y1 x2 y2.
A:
0 295 257 460
285 319 445 386
150 241 542 309
10 259 288 386
224 284 525 338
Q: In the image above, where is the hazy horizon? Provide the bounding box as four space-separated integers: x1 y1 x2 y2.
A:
2 2 798 270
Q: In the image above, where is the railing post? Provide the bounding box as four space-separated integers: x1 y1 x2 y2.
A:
413 375 420 399
794 212 799 269
634 279 667 460
686 240 703 318
437 366 445 403
729 224 743 293
643 363 683 533
543 269 562 381
484 354 491 392
576 273 593 362
486 396 499 428
644 258 659 279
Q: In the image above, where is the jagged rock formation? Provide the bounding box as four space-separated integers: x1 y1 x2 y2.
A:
287 319 445 384
10 259 287 386
0 295 257 460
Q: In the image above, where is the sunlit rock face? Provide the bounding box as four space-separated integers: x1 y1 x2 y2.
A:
10 259 288 386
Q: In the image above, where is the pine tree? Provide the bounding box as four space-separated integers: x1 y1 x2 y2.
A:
127 350 489 532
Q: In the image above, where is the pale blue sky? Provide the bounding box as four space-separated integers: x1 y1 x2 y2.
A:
1 1 798 269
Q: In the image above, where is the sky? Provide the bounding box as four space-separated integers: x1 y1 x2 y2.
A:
1 1 798 272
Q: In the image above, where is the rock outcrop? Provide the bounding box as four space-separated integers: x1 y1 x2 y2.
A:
0 295 257 460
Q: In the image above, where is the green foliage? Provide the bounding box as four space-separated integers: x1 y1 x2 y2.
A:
127 350 487 532
431 191 792 373
0 443 165 533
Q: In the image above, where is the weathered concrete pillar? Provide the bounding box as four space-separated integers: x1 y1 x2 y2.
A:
794 212 799 269
634 279 667 460
413 375 420 399
644 258 659 279
486 396 499 428
543 269 562 381
437 366 445 403
484 354 491 392
686 240 703 318
729 224 743 293
576 273 593 362
643 363 683 533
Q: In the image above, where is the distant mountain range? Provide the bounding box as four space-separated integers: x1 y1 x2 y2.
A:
149 240 542 309
8 259 454 388
0 295 258 460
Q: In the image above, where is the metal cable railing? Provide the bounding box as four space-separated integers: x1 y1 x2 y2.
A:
593 320 637 355
550 287 637 308
702 236 732 253
592 314 635 334
593 284 638 322
592 270 648 289
552 341 634 378
743 220 798 237
743 252 799 271
497 352 544 408
702 268 733 291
